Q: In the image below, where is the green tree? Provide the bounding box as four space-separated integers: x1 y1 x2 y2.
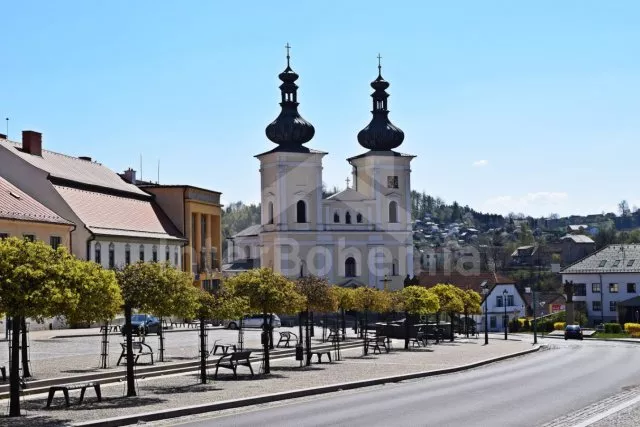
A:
353 287 390 355
225 268 305 374
332 286 356 337
296 276 338 365
460 289 482 337
429 284 464 343
399 286 440 349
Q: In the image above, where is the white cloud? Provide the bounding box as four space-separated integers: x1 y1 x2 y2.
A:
472 159 488 167
483 192 569 216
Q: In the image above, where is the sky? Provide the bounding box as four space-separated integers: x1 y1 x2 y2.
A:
2 1 639 218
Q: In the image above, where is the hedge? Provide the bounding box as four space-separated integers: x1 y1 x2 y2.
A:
604 323 623 334
624 323 640 334
553 322 566 331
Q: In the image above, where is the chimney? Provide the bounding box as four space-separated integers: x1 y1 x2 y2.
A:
0 133 6 139
123 168 137 184
78 156 92 162
22 130 42 156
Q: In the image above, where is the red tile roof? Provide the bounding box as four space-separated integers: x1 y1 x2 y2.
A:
0 177 73 226
418 271 513 294
54 185 184 240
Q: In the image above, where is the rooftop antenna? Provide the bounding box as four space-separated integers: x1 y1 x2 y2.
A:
5 117 8 139
140 154 143 181
157 159 160 184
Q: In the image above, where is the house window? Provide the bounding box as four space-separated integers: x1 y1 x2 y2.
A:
211 248 218 269
610 301 617 312
609 283 619 293
174 248 179 266
94 242 102 264
490 316 497 329
125 244 131 265
592 301 601 312
345 211 352 224
628 259 636 267
334 211 340 223
50 236 62 250
23 234 35 242
574 284 586 296
268 201 274 224
387 176 398 189
201 216 207 251
612 260 621 267
356 213 363 223
245 246 251 260
389 201 398 223
345 257 356 277
200 249 206 271
496 296 503 307
598 260 607 267
152 245 158 262
139 245 145 261
507 295 514 306
592 283 601 293
628 283 637 293
0 233 8 239
296 200 307 223
108 243 115 269
166 245 170 262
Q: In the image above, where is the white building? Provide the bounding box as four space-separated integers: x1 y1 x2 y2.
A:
0 131 185 270
226 53 414 290
561 244 640 325
477 283 527 333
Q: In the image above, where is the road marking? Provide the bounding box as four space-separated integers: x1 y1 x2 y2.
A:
571 392 640 427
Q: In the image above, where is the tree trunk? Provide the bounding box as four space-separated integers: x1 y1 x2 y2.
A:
305 310 312 366
124 304 136 397
341 308 346 339
262 311 270 374
268 315 274 350
199 317 207 384
9 315 21 417
310 312 315 337
354 311 359 336
449 312 455 342
436 312 440 344
364 310 369 355
20 317 30 377
404 311 410 350
158 316 165 362
464 307 469 338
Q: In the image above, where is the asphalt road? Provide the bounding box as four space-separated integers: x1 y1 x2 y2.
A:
171 338 640 427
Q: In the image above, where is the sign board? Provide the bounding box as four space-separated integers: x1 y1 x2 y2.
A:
551 304 565 312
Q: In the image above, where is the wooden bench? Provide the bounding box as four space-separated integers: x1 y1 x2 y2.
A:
214 351 254 379
211 342 237 355
117 342 154 366
308 350 332 363
276 331 298 348
367 335 389 354
46 382 102 407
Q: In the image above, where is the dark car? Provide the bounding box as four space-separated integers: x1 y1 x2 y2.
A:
121 314 161 336
564 324 583 340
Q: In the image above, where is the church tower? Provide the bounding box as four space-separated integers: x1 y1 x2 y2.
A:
348 56 415 279
256 45 326 274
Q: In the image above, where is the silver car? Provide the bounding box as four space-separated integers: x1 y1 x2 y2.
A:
225 314 281 329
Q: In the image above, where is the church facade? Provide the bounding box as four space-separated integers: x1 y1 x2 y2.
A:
234 50 415 291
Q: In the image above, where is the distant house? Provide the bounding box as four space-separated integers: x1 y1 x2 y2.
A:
223 224 262 275
560 234 596 266
511 245 538 266
567 224 588 234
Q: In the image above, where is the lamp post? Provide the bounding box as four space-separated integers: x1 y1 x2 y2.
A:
503 289 508 340
480 280 489 345
380 275 390 292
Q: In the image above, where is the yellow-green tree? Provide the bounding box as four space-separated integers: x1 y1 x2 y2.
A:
399 286 440 349
461 289 482 337
296 276 338 365
429 284 464 343
225 268 305 374
332 286 356 336
353 287 390 354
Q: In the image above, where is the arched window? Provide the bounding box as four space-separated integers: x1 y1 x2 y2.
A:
152 245 158 262
165 245 170 261
296 200 307 223
245 246 251 260
389 201 398 223
392 259 398 276
108 243 115 269
357 213 363 223
333 211 340 223
174 247 179 266
139 244 145 262
94 242 102 264
268 201 274 224
345 211 352 224
125 244 131 265
345 257 356 277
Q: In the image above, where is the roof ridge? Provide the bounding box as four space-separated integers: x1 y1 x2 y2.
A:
2 139 103 164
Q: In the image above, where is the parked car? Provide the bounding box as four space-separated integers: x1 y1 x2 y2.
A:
224 314 281 330
564 324 583 340
121 314 162 336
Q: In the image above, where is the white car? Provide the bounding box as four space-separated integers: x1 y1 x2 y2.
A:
224 314 281 330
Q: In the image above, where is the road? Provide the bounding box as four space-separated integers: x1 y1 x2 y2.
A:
170 338 640 427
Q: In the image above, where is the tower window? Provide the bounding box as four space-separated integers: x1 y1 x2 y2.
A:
108 243 115 269
268 201 274 224
296 200 307 223
334 211 340 223
152 245 158 262
345 211 352 224
125 244 131 265
357 213 363 223
174 247 179 266
166 245 170 261
139 244 145 262
389 201 398 223
95 242 102 264
387 176 399 189
345 257 356 277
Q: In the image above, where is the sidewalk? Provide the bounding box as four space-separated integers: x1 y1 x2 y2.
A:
1 337 535 426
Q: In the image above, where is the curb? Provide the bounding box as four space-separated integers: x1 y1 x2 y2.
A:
542 335 640 344
74 345 542 427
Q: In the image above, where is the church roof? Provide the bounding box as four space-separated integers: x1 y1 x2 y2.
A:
325 187 370 202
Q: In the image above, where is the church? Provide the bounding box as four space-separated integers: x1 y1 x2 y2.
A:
225 48 415 291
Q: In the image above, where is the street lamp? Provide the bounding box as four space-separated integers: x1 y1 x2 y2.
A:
503 289 508 340
380 274 390 292
480 280 489 345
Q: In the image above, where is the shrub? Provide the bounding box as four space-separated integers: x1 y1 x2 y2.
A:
522 319 531 332
604 323 622 334
624 323 640 334
554 322 566 331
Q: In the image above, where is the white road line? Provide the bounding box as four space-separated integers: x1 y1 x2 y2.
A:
572 393 640 427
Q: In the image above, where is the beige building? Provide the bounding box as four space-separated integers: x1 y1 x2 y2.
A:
227 54 415 290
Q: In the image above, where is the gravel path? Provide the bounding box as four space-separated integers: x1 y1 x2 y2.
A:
0 337 533 426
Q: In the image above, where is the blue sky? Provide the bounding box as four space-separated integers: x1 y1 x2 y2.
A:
2 1 639 217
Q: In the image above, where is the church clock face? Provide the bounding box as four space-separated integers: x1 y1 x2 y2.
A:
387 176 399 189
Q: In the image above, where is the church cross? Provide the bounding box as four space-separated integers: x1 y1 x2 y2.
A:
345 176 351 188
285 43 291 66
377 53 382 74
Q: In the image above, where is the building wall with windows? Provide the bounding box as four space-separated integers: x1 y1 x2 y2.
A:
87 239 182 270
474 283 526 333
0 220 72 249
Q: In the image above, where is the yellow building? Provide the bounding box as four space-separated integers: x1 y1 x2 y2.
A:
138 183 223 291
0 176 75 247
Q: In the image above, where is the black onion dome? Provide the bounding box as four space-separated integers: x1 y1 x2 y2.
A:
265 46 315 147
357 61 404 151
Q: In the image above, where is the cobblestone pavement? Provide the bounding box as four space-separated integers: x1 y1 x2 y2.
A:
0 335 533 426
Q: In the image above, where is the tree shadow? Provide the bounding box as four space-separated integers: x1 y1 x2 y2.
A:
26 396 166 412
162 356 196 361
211 373 285 381
141 383 223 395
0 415 73 426
269 365 326 373
60 368 101 374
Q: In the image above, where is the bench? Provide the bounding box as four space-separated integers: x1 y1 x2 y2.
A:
326 329 345 342
46 382 102 407
117 342 154 366
211 342 237 355
308 350 332 363
214 351 254 379
367 335 389 354
276 331 298 348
